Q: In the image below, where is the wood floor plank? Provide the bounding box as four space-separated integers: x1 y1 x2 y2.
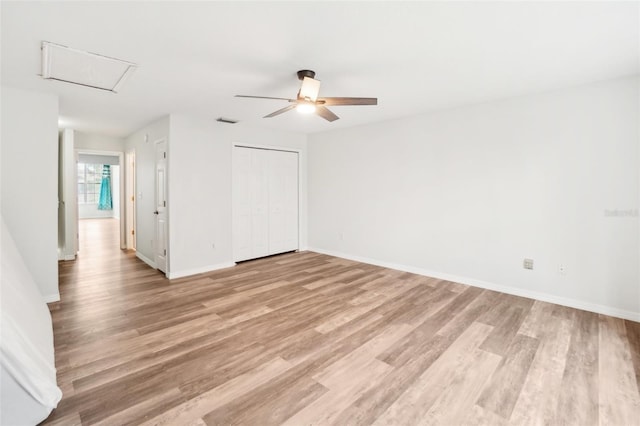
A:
43 219 640 426
379 286 486 367
476 333 540 420
202 375 327 426
314 295 387 334
331 333 452 425
555 309 600 426
598 315 640 425
479 303 532 356
462 404 508 426
372 322 495 425
92 387 185 426
625 319 640 393
509 317 572 425
419 347 501 426
312 323 412 389
141 357 293 426
281 359 391 426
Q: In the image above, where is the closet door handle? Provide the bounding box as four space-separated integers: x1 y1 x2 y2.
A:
153 211 159 215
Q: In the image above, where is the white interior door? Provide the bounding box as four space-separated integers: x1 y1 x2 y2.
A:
233 146 299 262
155 140 168 273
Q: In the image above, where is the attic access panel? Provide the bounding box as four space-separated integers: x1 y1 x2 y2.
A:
41 41 137 93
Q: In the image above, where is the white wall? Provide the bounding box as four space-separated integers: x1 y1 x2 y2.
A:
1 87 60 302
125 117 170 266
58 129 77 260
57 132 65 257
168 115 307 278
74 131 125 151
112 165 120 220
308 76 639 320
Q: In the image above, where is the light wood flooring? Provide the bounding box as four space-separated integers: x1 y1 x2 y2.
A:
44 218 640 425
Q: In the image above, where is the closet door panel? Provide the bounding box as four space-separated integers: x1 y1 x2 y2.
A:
268 150 298 255
250 149 269 259
268 150 285 254
232 147 252 262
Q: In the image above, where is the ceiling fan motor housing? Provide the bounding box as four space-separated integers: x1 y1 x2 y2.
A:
297 70 316 80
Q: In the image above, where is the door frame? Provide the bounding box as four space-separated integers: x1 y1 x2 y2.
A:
232 143 304 260
75 149 126 249
125 150 136 250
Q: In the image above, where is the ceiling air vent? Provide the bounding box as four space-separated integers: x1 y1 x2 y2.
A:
41 41 137 93
216 117 238 124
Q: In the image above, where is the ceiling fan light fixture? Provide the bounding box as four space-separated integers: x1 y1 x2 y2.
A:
299 76 321 102
296 103 316 114
236 69 377 122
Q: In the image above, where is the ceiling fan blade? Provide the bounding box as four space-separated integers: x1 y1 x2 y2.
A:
235 95 296 102
319 97 377 106
264 104 296 118
315 106 339 122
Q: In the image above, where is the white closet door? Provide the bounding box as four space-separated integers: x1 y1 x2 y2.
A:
233 146 299 262
232 147 252 261
250 149 270 259
268 150 298 255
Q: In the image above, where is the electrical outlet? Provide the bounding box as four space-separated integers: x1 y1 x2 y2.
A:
558 264 566 275
523 258 534 270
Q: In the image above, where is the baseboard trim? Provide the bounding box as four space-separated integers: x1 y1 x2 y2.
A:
136 252 157 269
308 247 640 322
44 293 60 303
168 262 236 280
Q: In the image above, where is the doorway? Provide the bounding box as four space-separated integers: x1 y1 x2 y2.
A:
75 149 125 255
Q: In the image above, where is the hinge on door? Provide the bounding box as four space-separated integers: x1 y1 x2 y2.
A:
163 200 166 207
131 229 135 235
163 152 166 159
164 249 167 256
131 195 135 202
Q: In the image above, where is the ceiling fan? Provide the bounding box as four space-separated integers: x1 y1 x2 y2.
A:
235 70 377 122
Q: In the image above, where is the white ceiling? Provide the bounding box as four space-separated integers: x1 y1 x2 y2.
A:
2 1 638 138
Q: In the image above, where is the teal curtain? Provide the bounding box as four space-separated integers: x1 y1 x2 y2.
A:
98 165 112 210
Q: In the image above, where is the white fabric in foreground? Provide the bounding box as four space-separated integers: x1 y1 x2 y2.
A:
0 217 62 425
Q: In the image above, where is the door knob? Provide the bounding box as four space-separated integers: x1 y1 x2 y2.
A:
153 211 159 215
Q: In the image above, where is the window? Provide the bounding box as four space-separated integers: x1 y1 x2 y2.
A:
77 163 103 204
